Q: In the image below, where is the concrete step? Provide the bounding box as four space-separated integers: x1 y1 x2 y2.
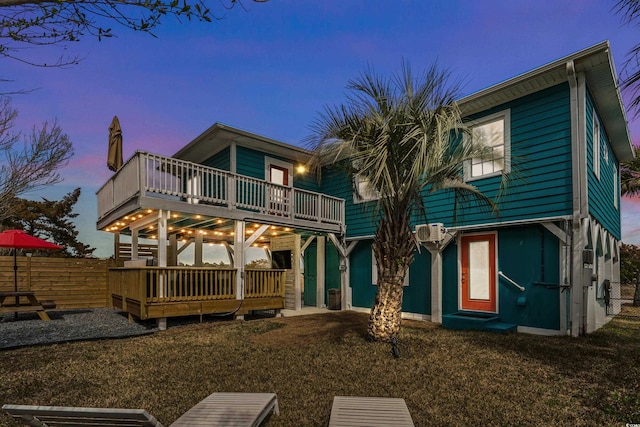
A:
442 311 517 333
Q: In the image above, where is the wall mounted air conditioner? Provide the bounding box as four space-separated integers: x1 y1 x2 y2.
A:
415 223 446 243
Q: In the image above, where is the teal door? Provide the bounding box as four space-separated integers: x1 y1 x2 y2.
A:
304 242 317 306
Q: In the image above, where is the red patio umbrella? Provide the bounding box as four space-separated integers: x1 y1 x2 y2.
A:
0 230 62 293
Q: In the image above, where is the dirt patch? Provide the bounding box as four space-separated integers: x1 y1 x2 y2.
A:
252 311 368 347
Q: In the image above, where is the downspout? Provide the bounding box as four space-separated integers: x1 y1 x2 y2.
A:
567 61 588 336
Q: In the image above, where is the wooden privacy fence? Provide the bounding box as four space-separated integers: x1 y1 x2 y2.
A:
0 256 113 309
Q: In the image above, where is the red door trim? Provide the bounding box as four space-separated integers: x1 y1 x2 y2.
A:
460 233 497 312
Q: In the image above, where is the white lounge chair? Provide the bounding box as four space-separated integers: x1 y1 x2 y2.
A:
2 392 279 427
329 396 414 427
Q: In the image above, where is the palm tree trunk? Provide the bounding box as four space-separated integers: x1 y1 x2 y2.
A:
367 211 415 342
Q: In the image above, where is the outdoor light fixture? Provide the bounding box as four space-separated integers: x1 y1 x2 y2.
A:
296 164 307 174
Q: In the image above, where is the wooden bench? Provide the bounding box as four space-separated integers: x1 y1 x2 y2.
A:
0 291 54 321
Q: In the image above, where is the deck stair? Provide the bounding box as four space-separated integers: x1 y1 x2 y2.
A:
442 311 517 333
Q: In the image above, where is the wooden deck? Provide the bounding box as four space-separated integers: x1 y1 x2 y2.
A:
97 151 345 234
109 267 286 320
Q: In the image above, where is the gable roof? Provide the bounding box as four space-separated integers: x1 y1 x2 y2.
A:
173 122 312 164
458 41 634 162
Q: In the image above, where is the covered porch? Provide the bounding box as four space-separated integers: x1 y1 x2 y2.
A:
96 151 346 327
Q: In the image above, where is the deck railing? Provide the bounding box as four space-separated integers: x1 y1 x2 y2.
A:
110 266 286 304
97 151 345 227
245 269 287 298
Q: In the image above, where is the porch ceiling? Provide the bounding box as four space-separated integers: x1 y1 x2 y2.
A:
101 207 326 247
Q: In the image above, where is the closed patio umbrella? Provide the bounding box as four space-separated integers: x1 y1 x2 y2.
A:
107 115 123 172
0 230 62 294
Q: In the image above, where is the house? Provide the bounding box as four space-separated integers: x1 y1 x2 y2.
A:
97 41 633 335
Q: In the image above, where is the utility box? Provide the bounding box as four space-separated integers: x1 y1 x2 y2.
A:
328 288 341 310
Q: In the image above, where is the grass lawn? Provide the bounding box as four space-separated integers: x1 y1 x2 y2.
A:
0 311 639 426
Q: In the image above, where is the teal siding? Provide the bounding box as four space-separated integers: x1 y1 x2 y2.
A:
236 146 266 180
236 146 320 191
402 249 431 315
325 240 341 302
439 225 561 330
497 226 561 330
441 243 459 316
586 91 621 239
348 239 431 315
203 147 230 171
322 83 573 238
350 240 376 308
424 83 573 228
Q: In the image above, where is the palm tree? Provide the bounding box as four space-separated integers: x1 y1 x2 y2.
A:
621 146 640 197
308 63 502 342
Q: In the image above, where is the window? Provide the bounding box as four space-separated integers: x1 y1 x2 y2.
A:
372 248 409 286
353 173 378 203
465 110 511 181
593 112 600 180
614 166 619 210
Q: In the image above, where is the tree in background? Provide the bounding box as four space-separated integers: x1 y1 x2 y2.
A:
615 0 640 117
0 0 268 66
309 63 503 342
621 145 640 196
620 242 640 306
0 97 73 223
1 188 95 257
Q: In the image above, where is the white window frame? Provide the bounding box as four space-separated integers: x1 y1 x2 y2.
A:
372 248 409 286
464 109 511 181
353 170 379 204
264 156 293 187
614 165 619 210
593 111 601 180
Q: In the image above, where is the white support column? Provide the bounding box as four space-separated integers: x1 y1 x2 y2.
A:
317 236 326 309
427 232 455 324
234 220 245 303
157 210 168 268
327 233 358 310
156 210 169 331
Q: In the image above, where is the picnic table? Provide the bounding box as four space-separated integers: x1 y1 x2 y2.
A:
0 291 55 321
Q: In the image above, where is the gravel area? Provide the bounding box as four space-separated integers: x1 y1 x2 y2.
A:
0 308 158 350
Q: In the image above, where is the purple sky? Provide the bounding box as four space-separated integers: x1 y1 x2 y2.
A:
2 0 640 257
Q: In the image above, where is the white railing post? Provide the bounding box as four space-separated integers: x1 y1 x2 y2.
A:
138 152 146 197
227 173 236 209
317 195 323 223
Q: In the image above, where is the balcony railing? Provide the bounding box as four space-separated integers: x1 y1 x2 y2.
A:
98 151 345 227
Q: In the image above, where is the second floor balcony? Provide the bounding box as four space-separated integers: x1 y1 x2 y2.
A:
97 152 346 235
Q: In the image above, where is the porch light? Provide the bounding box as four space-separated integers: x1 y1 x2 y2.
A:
169 226 174 231
270 226 276 230
284 227 291 232
195 215 202 219
149 225 154 230
296 164 307 174
172 214 179 219
246 229 254 234
180 229 186 233
151 235 156 239
253 223 260 228
271 232 278 236
124 216 129 220
146 209 153 213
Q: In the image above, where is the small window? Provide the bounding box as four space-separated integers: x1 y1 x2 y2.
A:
593 112 601 180
465 110 511 181
353 171 378 203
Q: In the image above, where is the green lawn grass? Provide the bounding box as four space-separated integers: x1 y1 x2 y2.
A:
0 311 639 426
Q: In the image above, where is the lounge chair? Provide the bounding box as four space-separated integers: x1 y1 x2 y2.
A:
328 396 414 427
2 392 279 427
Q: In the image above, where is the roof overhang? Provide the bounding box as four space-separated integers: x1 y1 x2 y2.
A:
458 41 635 162
173 123 312 164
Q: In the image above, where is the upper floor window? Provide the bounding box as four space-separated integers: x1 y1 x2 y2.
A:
354 173 379 203
593 111 601 180
465 110 511 181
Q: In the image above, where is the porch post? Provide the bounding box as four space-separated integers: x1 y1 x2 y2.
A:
195 233 203 267
114 232 120 265
131 229 139 260
317 236 326 309
157 210 168 331
234 220 245 319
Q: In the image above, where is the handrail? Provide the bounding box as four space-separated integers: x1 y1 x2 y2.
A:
98 151 345 227
498 271 525 292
